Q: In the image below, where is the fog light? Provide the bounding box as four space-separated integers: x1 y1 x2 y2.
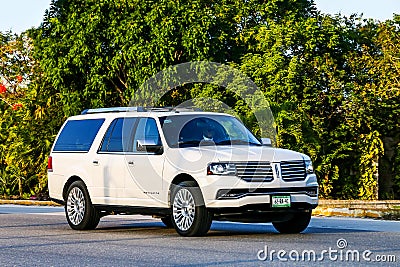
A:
216 189 246 199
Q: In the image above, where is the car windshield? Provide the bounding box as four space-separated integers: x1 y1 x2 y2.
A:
159 114 262 148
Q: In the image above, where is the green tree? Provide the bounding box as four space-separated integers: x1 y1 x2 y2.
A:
34 0 262 114
240 6 399 199
0 0 397 200
346 17 400 198
239 6 366 198
1 31 58 198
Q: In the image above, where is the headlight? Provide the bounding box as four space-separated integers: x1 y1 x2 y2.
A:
207 163 236 175
305 160 314 174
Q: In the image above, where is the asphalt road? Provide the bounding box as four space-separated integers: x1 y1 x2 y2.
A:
0 205 399 266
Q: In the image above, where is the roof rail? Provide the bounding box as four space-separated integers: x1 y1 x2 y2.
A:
172 106 203 112
146 107 203 112
80 106 203 115
147 107 174 112
81 107 146 114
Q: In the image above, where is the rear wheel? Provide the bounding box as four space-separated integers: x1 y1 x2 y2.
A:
65 180 100 230
272 210 312 234
171 181 212 236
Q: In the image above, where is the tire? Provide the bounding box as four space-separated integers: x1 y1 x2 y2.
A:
272 210 312 234
65 180 100 230
171 181 213 237
161 215 173 228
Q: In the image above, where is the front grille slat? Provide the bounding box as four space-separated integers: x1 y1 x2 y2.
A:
280 160 306 181
285 168 304 174
234 161 273 182
230 160 307 182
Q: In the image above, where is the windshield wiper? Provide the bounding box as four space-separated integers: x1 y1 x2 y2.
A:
176 140 201 147
215 140 261 146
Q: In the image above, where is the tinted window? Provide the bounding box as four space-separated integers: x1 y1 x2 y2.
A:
53 119 105 152
99 119 117 151
100 118 137 152
133 118 161 152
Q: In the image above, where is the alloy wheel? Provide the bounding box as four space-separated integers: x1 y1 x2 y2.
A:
66 187 86 225
173 188 196 231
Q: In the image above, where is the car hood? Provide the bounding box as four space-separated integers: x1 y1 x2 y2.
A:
165 145 309 168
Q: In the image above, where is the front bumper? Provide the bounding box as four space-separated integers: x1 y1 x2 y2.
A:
205 191 318 208
197 173 319 209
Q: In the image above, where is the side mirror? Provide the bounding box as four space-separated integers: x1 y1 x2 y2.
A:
137 139 163 154
261 138 272 147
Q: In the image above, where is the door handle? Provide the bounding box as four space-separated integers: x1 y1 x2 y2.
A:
93 160 99 166
128 161 134 166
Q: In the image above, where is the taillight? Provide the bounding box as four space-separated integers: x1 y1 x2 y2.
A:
48 156 53 172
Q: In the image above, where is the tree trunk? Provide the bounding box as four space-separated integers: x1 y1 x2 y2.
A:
18 176 23 198
379 135 400 199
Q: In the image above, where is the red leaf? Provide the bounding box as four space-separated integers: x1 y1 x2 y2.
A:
12 103 23 110
0 84 6 94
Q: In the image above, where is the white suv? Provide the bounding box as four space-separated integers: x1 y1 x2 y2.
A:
48 107 318 236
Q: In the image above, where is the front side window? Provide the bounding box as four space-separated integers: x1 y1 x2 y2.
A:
133 118 161 152
53 119 105 152
99 118 137 152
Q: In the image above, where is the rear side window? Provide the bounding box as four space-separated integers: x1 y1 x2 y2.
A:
53 119 105 152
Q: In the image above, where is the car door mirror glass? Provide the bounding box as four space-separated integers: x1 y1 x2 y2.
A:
136 139 163 154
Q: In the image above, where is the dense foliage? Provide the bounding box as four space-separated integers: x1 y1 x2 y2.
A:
0 32 58 197
0 0 399 199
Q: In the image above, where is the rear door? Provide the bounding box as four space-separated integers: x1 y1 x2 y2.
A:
93 117 137 204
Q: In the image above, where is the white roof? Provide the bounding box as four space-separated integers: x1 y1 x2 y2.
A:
68 107 232 120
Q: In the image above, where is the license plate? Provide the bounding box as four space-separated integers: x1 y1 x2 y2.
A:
272 196 291 208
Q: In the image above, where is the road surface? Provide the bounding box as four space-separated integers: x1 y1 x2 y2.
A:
0 205 398 266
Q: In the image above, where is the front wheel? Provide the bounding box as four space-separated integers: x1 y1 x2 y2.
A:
272 210 312 234
171 181 212 237
65 180 100 230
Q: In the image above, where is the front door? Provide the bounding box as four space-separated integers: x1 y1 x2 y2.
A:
124 117 165 207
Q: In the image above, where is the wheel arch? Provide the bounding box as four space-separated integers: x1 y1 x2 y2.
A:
63 175 85 201
168 173 201 205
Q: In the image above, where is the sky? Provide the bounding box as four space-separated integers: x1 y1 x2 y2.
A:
0 0 400 34
0 0 52 34
314 0 400 21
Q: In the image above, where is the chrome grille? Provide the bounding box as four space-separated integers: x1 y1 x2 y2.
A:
280 160 306 181
235 161 273 182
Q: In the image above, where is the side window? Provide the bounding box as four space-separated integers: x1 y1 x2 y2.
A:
99 119 117 151
99 118 137 152
53 119 105 152
133 118 161 152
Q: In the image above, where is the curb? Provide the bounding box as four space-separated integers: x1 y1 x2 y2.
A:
313 200 400 220
0 199 60 206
